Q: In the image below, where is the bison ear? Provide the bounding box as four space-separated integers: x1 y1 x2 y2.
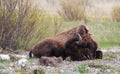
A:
95 50 103 59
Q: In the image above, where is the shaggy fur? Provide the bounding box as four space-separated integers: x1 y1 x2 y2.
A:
29 25 102 60
65 33 98 60
29 25 88 58
66 33 104 60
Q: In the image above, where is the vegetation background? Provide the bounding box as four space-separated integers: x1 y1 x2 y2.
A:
0 0 120 50
0 0 120 74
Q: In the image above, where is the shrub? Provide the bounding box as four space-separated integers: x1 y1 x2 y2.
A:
58 0 89 21
111 5 120 22
0 0 63 50
76 64 89 73
26 15 63 49
0 0 42 49
52 15 63 35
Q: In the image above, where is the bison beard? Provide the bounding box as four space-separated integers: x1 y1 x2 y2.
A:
29 25 102 61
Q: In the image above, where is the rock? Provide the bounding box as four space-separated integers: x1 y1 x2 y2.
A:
65 57 72 61
15 58 28 67
9 54 21 62
61 69 80 74
0 47 120 74
39 56 63 66
9 54 28 62
0 54 10 60
15 54 28 59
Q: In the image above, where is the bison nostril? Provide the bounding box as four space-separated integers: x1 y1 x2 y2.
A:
95 50 103 59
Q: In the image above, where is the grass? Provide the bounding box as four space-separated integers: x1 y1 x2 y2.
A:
76 64 89 73
27 58 37 62
28 17 119 49
103 51 120 61
60 19 120 48
58 0 87 21
87 19 120 48
0 59 10 63
0 59 10 70
100 65 114 73
99 41 120 48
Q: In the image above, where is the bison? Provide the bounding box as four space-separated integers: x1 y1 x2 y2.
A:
65 33 102 60
29 25 103 61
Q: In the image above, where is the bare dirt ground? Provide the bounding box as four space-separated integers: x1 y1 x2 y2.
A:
0 47 120 74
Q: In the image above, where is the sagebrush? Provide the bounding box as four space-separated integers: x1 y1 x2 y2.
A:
0 0 62 50
58 0 89 21
111 5 120 22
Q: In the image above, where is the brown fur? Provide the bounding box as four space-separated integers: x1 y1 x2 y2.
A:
29 25 101 61
65 33 98 60
79 34 98 59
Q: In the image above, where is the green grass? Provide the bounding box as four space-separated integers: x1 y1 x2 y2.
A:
60 19 120 48
0 59 10 63
100 65 114 73
99 41 120 48
87 19 120 48
0 59 10 69
76 64 89 73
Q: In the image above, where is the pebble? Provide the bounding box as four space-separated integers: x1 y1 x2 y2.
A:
15 58 28 67
0 54 10 60
15 55 28 59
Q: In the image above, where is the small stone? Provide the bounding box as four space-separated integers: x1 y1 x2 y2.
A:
0 54 10 60
15 58 28 67
61 69 80 74
9 54 20 61
39 56 63 66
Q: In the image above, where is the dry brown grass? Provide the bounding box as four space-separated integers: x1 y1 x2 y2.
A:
58 0 89 21
111 5 120 22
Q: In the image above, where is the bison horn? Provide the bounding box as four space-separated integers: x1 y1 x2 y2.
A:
77 33 82 41
29 50 34 58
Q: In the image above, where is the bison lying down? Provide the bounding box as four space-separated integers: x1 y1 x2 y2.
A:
29 25 103 61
